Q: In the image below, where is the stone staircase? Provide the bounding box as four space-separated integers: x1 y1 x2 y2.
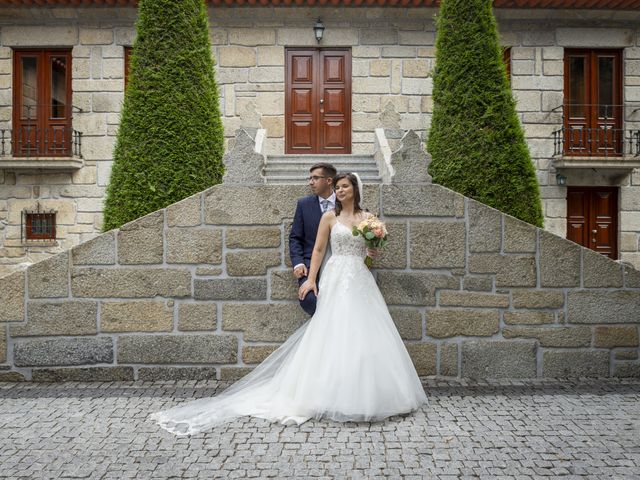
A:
263 154 382 184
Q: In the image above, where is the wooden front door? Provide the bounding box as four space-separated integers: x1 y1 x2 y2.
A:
285 48 351 154
567 187 618 259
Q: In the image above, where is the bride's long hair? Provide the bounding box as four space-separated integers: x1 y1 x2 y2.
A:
334 173 362 217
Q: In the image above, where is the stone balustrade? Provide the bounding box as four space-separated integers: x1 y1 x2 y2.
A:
0 148 638 381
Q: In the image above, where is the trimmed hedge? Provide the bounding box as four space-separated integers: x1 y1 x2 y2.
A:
103 0 224 231
427 0 544 227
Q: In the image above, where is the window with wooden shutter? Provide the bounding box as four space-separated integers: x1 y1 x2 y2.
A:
12 49 72 157
563 49 622 156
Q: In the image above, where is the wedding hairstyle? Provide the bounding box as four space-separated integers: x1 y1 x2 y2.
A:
334 172 363 217
309 163 337 182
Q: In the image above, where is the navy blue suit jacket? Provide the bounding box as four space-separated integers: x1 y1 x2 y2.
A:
289 195 323 269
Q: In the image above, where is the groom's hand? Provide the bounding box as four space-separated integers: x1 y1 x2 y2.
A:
293 264 308 278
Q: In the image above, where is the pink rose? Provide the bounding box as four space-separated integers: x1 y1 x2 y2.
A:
373 227 384 238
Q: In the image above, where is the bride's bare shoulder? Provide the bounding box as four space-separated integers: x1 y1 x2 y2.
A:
321 210 337 226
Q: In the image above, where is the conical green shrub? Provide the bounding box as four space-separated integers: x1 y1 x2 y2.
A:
427 0 543 227
103 0 224 231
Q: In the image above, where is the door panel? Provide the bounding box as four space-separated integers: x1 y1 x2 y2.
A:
592 190 616 257
285 48 351 154
287 51 317 153
290 122 313 149
567 187 618 259
292 89 313 114
567 189 588 248
324 89 344 114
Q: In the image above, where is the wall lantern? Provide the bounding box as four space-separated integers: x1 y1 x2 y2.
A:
556 173 567 186
314 19 325 43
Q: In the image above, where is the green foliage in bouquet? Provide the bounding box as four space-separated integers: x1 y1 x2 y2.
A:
102 0 224 231
427 0 544 227
352 218 389 269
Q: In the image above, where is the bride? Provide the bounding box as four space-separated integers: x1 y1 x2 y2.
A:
151 173 428 435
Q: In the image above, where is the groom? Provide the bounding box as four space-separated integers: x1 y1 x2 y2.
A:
289 162 337 316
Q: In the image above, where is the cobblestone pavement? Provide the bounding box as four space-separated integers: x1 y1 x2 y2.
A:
0 378 639 479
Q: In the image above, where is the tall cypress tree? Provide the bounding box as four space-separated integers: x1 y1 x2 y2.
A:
427 0 543 227
103 0 224 231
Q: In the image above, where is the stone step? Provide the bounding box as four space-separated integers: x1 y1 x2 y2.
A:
265 160 377 169
264 155 380 183
264 165 379 175
266 174 383 184
267 154 374 164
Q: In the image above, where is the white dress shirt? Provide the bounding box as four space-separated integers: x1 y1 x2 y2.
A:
294 192 336 272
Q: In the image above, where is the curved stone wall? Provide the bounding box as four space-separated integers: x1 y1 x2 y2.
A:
0 178 639 381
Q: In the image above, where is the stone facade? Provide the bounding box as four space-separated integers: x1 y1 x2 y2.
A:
0 142 638 382
0 6 639 274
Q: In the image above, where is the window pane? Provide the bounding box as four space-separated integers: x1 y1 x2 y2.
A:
569 56 586 118
50 56 67 119
598 56 614 119
21 57 37 120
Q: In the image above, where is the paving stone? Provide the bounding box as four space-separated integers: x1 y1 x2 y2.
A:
0 378 637 478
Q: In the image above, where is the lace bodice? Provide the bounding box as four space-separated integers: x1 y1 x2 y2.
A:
330 220 367 258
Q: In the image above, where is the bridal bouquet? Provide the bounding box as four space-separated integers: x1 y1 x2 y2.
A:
352 216 389 268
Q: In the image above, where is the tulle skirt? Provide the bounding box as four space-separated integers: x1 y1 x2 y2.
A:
150 254 428 435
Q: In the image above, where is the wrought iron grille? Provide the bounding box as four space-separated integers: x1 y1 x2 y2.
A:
22 207 57 242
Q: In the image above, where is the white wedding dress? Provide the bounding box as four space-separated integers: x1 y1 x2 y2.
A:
151 219 428 435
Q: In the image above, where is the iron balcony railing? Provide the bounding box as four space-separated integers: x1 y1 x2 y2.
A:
552 126 640 157
0 126 83 158
552 103 640 157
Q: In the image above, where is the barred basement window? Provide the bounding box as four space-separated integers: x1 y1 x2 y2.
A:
23 209 56 241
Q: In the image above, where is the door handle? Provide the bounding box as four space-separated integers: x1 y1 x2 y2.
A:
592 229 597 233
320 99 324 104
